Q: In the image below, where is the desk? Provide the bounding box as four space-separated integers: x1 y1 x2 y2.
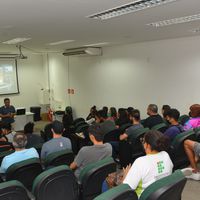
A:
13 112 34 131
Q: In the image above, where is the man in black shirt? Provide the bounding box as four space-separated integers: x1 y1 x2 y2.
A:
144 104 163 129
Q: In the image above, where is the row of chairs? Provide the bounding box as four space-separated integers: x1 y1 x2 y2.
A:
94 170 187 200
0 157 116 200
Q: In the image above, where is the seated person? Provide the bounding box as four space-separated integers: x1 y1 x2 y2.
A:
70 124 112 178
164 109 184 141
0 132 39 173
115 108 130 128
162 105 171 119
40 120 72 160
0 128 13 152
108 107 117 122
1 123 16 143
95 110 116 135
184 139 200 173
120 109 143 141
143 104 163 129
123 130 173 197
24 122 43 148
184 104 200 131
86 106 97 121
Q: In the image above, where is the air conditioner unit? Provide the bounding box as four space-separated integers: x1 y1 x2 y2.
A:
63 47 102 56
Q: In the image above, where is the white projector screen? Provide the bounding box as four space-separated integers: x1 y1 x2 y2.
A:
0 59 19 95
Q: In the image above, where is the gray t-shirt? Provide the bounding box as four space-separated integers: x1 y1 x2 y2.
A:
74 143 112 178
41 137 72 159
125 124 143 137
100 120 116 135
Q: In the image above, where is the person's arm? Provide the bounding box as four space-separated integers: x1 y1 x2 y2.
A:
70 148 84 171
70 162 78 170
40 144 47 160
120 133 128 141
123 159 142 190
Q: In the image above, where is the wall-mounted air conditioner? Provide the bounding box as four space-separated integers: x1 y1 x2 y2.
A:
63 47 102 56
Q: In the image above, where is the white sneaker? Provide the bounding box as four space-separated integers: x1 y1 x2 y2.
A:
182 168 200 181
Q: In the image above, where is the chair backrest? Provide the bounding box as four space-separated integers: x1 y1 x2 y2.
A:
194 127 200 142
118 123 132 134
0 150 14 165
151 123 168 133
129 128 149 157
75 124 89 133
32 165 79 200
6 158 43 190
103 129 121 143
73 118 85 125
170 130 196 169
94 184 138 200
0 180 30 200
44 149 74 167
79 157 116 200
178 115 190 126
139 170 187 200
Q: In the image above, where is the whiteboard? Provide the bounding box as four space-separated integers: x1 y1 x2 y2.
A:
0 59 19 95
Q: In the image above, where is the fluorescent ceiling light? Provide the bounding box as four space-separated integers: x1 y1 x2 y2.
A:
87 0 178 20
189 27 200 33
3 38 31 45
147 13 200 27
84 42 109 47
48 40 75 45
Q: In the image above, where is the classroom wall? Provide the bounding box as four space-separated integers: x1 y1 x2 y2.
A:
0 54 45 111
47 35 200 119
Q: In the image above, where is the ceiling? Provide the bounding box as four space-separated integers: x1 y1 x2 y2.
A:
0 0 200 53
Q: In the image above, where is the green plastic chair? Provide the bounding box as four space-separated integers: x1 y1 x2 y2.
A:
44 149 74 167
169 130 196 169
151 123 167 132
139 170 187 200
0 180 30 200
79 157 116 200
94 184 138 200
6 158 43 190
32 165 79 200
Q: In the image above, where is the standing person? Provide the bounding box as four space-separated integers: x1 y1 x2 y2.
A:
40 120 72 160
0 98 16 125
143 104 163 129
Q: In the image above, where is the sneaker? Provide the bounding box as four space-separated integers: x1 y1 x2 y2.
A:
75 132 85 139
181 168 193 177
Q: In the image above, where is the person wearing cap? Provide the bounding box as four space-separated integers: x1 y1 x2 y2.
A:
40 120 72 160
184 104 200 131
0 132 39 173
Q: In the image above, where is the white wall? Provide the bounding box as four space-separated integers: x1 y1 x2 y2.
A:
0 54 45 111
47 35 200 118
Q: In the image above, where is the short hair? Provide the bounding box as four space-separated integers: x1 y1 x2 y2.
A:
24 122 34 134
127 107 134 114
148 104 158 113
110 107 117 118
52 120 64 134
97 109 107 119
13 132 27 149
165 108 180 121
4 98 10 102
130 109 140 121
88 124 104 142
162 105 171 111
144 130 169 152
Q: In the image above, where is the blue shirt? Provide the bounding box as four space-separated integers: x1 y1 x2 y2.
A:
164 125 183 141
0 105 15 124
0 148 39 173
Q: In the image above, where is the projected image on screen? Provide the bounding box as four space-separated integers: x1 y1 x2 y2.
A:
0 60 19 95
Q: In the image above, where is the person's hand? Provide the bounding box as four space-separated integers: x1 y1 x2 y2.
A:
122 164 132 180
